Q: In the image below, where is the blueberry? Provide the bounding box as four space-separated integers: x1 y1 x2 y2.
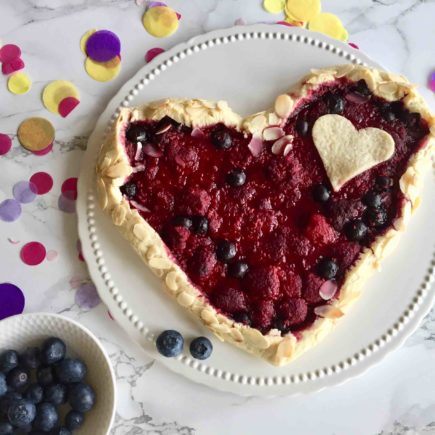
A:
0 351 19 374
0 421 13 434
312 184 330 202
0 392 22 419
21 347 41 370
65 410 84 431
122 182 137 199
189 337 213 360
126 124 148 144
24 384 44 404
172 215 193 229
317 258 338 279
345 220 368 241
55 358 87 384
0 373 6 397
363 191 382 208
68 383 96 413
228 261 249 279
376 175 393 191
296 119 309 136
7 399 36 428
191 216 208 235
36 366 55 387
233 312 251 326
41 337 66 365
7 367 30 391
28 431 46 435
328 95 345 114
226 169 246 187
354 79 371 96
33 402 58 432
380 104 396 121
216 241 237 262
44 384 67 406
49 428 72 435
155 116 179 134
156 330 184 358
365 207 388 228
210 127 232 149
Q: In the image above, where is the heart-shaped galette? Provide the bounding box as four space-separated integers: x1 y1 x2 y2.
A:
96 65 435 366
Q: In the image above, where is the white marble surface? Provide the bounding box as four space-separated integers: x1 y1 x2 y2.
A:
1 0 435 434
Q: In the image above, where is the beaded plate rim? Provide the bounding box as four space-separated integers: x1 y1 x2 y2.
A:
78 24 435 396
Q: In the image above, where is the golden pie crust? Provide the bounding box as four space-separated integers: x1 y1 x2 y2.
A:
96 65 435 366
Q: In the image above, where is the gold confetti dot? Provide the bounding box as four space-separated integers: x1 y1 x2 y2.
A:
7 72 32 95
308 13 348 40
42 80 80 114
142 6 179 38
17 117 55 151
85 56 121 82
263 0 285 14
285 0 321 22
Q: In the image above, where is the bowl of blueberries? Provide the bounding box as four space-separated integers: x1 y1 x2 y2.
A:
0 313 116 434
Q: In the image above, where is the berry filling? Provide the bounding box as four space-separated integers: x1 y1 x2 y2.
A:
120 79 430 335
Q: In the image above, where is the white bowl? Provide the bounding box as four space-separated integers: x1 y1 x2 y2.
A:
0 313 116 434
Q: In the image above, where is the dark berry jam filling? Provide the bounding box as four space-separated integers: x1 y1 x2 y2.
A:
120 79 429 335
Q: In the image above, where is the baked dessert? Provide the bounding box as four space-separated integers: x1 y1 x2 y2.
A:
96 65 435 366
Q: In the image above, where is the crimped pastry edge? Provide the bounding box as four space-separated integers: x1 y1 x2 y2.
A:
96 64 435 366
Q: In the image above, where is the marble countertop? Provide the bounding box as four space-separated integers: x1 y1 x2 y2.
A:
1 0 435 434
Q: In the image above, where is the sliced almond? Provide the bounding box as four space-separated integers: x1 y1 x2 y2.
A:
149 256 172 270
165 271 179 291
274 94 293 118
263 126 285 141
271 134 294 155
319 280 338 301
177 291 195 307
314 305 344 319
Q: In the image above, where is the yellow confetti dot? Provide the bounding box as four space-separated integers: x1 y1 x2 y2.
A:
42 80 80 114
17 117 55 151
285 0 321 22
142 6 179 38
308 13 347 40
7 72 32 95
85 56 121 82
284 14 306 27
338 27 349 42
263 0 285 14
80 28 97 54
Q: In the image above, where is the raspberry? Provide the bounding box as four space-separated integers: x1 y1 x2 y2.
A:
152 191 174 213
303 273 324 304
244 266 280 300
188 245 217 278
163 226 190 251
207 209 223 236
278 297 308 327
263 229 289 263
167 142 198 170
278 268 302 298
326 199 365 231
211 287 247 315
251 300 275 331
305 214 338 245
287 234 313 258
178 188 211 215
332 241 361 269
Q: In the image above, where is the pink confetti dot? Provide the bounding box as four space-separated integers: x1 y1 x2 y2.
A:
349 42 359 49
61 177 78 200
46 249 58 261
0 134 12 156
234 18 247 26
0 283 25 320
29 172 53 195
0 44 21 63
428 71 435 93
20 241 46 266
32 142 53 156
145 47 165 63
58 97 80 118
2 58 25 75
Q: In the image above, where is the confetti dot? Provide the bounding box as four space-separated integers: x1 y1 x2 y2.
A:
0 44 21 63
20 242 46 266
42 80 80 115
13 181 37 204
61 177 78 200
46 250 58 261
85 56 121 82
7 238 20 245
263 0 285 14
29 172 53 195
17 117 55 152
285 0 321 22
80 29 97 54
70 276 83 289
7 72 32 95
75 282 101 310
108 310 114 321
0 199 22 222
147 1 167 9
428 71 435 93
2 57 25 75
86 30 121 62
145 47 165 63
234 18 247 26
0 134 12 156
349 42 359 49
58 194 76 213
0 283 25 320
143 6 179 38
32 143 53 156
308 13 347 40
58 97 80 118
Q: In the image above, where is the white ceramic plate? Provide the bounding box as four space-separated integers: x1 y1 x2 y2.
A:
0 313 116 433
77 25 435 396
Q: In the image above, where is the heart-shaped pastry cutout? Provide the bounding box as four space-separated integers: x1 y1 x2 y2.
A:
96 65 435 365
312 114 395 191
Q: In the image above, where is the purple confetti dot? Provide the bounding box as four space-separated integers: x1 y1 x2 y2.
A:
0 199 22 222
75 282 101 310
428 71 435 93
86 30 121 63
0 283 25 320
147 1 167 9
13 181 37 204
58 194 76 213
